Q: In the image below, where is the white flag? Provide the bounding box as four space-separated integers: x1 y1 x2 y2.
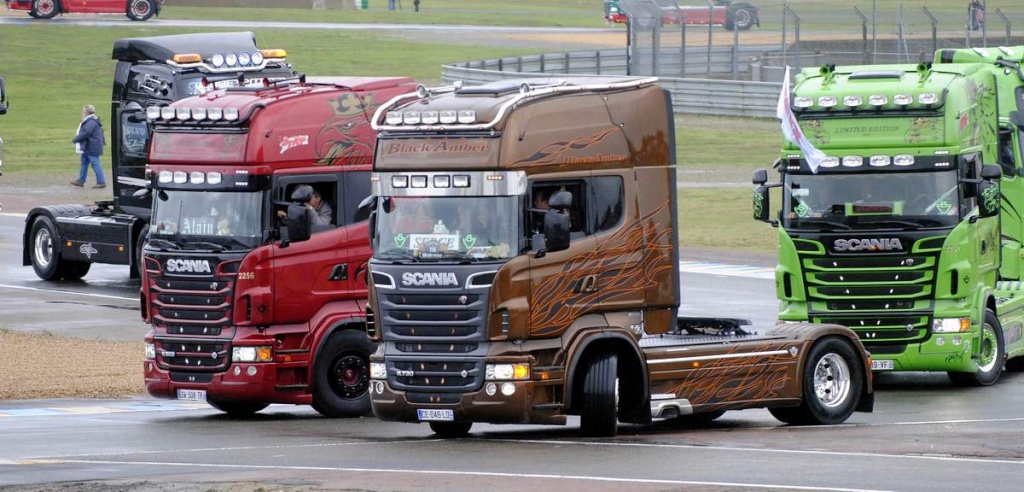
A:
777 66 826 174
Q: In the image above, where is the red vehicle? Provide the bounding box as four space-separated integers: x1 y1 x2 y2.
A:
604 0 759 31
3 0 162 21
140 75 418 418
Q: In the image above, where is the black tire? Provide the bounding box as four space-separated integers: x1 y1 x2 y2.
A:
726 6 757 31
134 229 148 279
126 0 156 21
949 310 1004 387
62 261 91 281
579 350 618 437
29 216 64 280
208 400 269 418
428 421 473 438
768 336 863 426
31 0 60 19
311 329 375 417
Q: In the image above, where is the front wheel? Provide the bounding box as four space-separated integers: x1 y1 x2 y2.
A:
31 0 59 19
208 400 269 418
769 336 863 426
579 350 618 437
126 0 156 21
311 330 375 417
429 421 473 438
726 7 757 31
949 310 1004 387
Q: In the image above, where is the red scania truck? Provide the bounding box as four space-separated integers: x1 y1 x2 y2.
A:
140 75 418 417
23 32 295 282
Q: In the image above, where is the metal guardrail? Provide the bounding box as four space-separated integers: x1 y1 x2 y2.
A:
441 48 783 119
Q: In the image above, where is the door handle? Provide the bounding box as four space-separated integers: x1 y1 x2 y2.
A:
575 274 598 293
329 263 348 281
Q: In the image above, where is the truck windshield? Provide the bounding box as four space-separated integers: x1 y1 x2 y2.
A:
373 196 520 261
149 190 263 250
782 170 962 230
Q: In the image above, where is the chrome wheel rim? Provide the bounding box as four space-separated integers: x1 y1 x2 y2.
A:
813 353 851 408
34 227 53 269
978 323 998 373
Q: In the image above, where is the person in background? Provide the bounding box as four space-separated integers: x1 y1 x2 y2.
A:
71 104 107 189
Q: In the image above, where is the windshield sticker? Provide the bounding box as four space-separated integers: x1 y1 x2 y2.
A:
794 201 811 218
462 234 477 249
936 200 953 215
394 233 407 249
279 135 309 154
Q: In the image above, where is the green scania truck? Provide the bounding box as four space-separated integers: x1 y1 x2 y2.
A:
754 60 1024 386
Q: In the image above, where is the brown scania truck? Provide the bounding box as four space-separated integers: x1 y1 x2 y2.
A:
364 77 874 437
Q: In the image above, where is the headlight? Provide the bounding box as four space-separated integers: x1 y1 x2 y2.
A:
370 362 387 379
485 363 530 381
145 342 156 360
932 318 970 333
232 346 272 362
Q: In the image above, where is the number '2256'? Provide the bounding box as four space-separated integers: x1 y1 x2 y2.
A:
238 272 255 280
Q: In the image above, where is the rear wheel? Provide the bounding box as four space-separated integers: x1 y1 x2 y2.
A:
126 0 155 21
311 330 375 417
208 400 269 418
769 337 863 425
949 311 1004 386
579 350 618 437
726 6 757 31
30 216 64 280
31 0 59 19
428 421 473 438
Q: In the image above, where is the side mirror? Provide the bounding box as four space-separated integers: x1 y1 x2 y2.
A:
1010 110 1024 129
286 203 313 243
978 180 1000 218
133 187 152 199
356 195 375 223
542 210 570 253
981 163 1002 180
752 169 768 185
753 185 771 223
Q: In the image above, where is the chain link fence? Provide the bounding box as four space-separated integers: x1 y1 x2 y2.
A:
614 0 1024 82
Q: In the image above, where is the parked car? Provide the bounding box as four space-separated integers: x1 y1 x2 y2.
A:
3 0 163 21
604 0 760 31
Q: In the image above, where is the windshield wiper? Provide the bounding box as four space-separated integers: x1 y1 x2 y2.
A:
798 219 852 231
183 241 227 252
863 219 922 230
442 250 479 264
146 238 181 250
375 248 418 263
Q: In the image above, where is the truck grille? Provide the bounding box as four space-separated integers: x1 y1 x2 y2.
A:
803 252 938 344
155 339 230 372
150 276 235 337
379 292 486 343
385 359 483 392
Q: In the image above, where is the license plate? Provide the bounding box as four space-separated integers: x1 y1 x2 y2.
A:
417 409 454 422
871 359 894 370
176 389 207 401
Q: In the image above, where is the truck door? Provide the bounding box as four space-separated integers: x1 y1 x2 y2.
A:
998 126 1024 279
113 65 174 217
270 174 358 325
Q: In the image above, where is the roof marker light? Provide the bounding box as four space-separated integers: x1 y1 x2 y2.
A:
893 94 913 105
868 94 888 106
223 108 240 121
161 107 175 120
819 156 840 168
453 175 470 188
842 156 864 167
251 51 264 66
158 171 173 183
894 154 915 166
172 53 202 64
421 111 439 125
403 111 421 125
238 52 252 66
207 172 223 184
176 108 191 120
173 171 188 184
260 49 287 59
146 106 161 120
225 53 238 67
207 108 223 121
192 108 207 121
843 95 864 107
190 172 205 184
919 92 939 104
818 96 838 108
433 175 451 188
411 175 428 188
793 96 813 108
211 53 225 68
392 175 409 188
385 112 403 125
439 110 457 124
869 155 891 166
457 110 476 124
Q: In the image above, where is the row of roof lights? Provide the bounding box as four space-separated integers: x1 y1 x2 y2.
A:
158 171 223 185
385 110 477 126
818 155 916 168
392 174 472 188
147 106 240 122
171 50 287 68
794 93 939 109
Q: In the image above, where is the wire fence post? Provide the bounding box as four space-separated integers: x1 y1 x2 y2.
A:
996 8 1012 46
782 3 801 72
706 0 714 75
854 7 868 65
922 7 937 60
